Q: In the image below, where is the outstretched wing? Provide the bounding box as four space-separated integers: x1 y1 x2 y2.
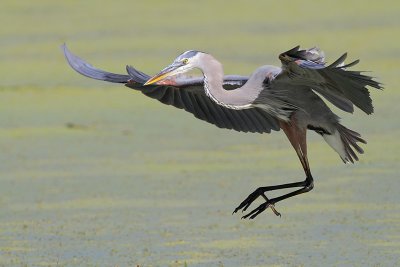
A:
62 44 279 133
275 46 383 114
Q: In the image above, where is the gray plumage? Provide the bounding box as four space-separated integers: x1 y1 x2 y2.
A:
63 45 279 133
62 44 382 219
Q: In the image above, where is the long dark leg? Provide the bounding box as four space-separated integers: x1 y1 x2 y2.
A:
233 121 314 219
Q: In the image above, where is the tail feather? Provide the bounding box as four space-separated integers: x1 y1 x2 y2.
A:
337 124 366 163
323 124 366 163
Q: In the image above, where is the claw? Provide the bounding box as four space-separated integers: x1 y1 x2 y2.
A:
233 188 283 218
241 202 267 219
241 201 281 219
270 204 281 217
233 189 264 214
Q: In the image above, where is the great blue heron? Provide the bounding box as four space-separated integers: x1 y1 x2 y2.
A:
63 44 382 219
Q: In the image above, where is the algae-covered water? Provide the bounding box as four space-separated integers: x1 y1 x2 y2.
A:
1 1 400 266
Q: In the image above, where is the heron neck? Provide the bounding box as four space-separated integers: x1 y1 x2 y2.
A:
200 54 254 109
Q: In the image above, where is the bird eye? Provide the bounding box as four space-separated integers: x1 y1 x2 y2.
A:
182 58 189 64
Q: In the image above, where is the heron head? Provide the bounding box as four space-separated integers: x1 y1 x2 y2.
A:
144 50 201 85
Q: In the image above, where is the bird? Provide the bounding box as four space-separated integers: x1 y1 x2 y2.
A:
62 44 382 219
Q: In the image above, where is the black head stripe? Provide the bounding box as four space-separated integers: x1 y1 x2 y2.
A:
176 50 201 61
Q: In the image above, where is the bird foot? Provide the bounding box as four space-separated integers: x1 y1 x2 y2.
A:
233 188 264 214
233 188 281 219
241 201 281 219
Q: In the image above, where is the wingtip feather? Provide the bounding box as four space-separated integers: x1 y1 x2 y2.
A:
62 43 130 83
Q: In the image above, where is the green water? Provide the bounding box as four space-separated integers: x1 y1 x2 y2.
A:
1 1 399 266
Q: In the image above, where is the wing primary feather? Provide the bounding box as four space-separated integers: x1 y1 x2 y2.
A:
312 88 354 113
230 110 253 133
172 89 185 109
252 110 275 132
240 110 264 133
214 105 240 130
278 46 382 115
327 53 347 68
126 65 150 83
159 87 175 105
282 45 301 56
62 44 130 83
203 100 230 129
187 93 208 120
214 104 236 130
142 86 169 101
180 91 197 114
338 59 360 69
247 110 270 133
236 110 258 133
194 95 217 125
226 109 252 132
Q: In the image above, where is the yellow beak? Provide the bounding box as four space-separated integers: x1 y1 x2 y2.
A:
143 72 170 86
144 64 180 86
